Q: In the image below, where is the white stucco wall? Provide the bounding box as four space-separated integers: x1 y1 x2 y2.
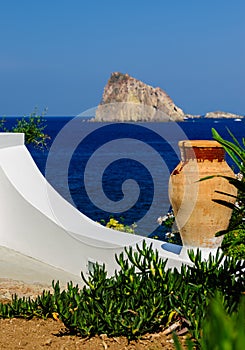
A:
0 133 198 282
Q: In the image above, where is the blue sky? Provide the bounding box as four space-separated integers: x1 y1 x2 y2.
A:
0 0 244 116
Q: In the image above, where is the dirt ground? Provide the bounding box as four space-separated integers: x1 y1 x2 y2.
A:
0 279 188 350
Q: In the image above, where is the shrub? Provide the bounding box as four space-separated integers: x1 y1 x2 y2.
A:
208 128 245 259
174 293 245 349
0 243 244 345
0 108 50 149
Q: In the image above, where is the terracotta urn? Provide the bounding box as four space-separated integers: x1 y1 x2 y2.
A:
168 140 237 248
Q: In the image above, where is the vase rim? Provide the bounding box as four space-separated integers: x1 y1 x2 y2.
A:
179 140 222 148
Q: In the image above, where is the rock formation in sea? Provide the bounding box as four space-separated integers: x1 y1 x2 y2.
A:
205 111 244 119
94 72 185 122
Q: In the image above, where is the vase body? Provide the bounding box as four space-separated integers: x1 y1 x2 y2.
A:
169 140 237 248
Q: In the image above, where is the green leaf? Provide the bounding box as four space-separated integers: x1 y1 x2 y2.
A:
212 128 245 171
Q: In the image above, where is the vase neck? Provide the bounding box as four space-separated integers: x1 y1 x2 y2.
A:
179 140 225 162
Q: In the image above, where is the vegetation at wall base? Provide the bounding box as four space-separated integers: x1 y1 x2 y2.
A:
99 217 137 234
0 243 244 348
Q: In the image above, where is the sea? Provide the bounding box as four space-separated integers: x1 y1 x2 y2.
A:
4 116 245 239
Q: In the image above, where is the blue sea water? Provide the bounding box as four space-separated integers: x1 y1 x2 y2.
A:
4 117 245 238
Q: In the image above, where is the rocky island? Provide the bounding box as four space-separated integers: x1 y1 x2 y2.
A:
94 72 185 122
93 72 243 122
204 111 244 119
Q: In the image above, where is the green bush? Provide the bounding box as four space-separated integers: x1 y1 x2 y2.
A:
174 293 245 350
0 108 50 148
209 128 245 259
222 229 245 260
201 293 245 350
0 243 244 345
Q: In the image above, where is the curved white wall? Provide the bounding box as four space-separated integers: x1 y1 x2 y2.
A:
0 133 192 281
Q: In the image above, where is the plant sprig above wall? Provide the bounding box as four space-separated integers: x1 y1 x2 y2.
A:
0 107 50 149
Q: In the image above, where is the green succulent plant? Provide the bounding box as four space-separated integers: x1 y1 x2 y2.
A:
0 243 244 346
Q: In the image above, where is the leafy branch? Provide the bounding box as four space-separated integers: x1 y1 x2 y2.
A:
0 107 50 149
